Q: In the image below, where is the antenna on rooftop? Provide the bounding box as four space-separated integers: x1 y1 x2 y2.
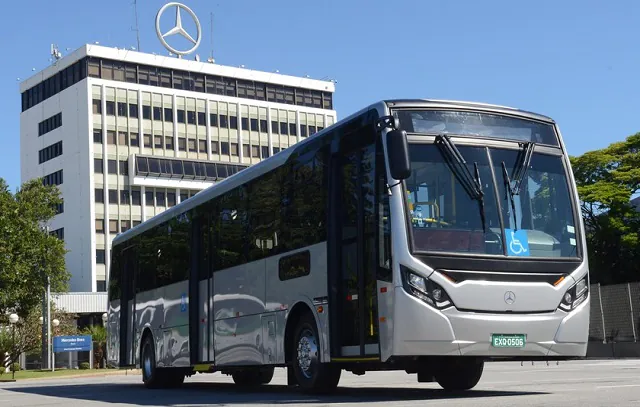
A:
50 44 62 64
209 12 215 63
132 0 141 52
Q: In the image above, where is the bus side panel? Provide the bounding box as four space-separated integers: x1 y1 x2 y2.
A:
163 280 191 367
265 242 329 364
107 300 120 367
134 289 165 366
213 260 266 366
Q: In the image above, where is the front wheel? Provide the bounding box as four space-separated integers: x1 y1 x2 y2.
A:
141 334 162 389
434 358 484 391
291 312 341 393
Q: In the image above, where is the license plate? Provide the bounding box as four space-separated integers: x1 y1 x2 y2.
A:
491 334 526 348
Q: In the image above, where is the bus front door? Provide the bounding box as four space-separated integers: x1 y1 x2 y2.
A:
330 130 381 359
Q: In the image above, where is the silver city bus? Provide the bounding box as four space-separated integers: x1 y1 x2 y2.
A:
106 99 589 392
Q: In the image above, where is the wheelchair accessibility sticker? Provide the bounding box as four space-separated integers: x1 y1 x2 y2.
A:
180 293 187 312
505 229 530 257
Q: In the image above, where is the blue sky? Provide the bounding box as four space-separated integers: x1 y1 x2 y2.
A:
2 0 638 191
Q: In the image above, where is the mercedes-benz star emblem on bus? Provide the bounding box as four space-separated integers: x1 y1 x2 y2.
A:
504 291 516 305
155 2 202 56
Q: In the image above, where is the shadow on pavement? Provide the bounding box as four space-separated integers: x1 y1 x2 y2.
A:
2 381 548 405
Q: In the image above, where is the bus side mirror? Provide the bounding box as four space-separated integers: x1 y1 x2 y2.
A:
387 129 411 180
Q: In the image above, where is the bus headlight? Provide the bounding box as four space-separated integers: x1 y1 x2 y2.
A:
559 277 588 311
400 265 453 310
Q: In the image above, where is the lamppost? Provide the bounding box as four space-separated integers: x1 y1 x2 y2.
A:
101 313 108 368
51 319 59 371
8 314 18 380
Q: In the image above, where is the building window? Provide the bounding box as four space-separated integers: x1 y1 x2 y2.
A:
38 113 62 137
164 107 173 122
120 189 130 205
198 140 206 153
106 131 117 145
119 160 128 176
132 188 141 205
129 104 139 118
96 249 105 264
165 136 174 150
130 132 139 147
49 228 64 241
154 135 163 149
143 105 151 120
92 99 101 114
38 141 63 164
143 134 152 148
96 280 106 292
121 220 131 232
106 101 115 116
145 190 154 206
95 188 104 203
108 189 118 204
93 129 103 144
42 170 63 186
108 160 117 174
178 138 187 151
95 219 104 233
168 192 176 207
156 191 165 207
21 56 335 112
94 158 103 173
118 131 128 146
109 219 118 234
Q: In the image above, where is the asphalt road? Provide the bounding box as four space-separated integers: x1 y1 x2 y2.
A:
0 359 639 406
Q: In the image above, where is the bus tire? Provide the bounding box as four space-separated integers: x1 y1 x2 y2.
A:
291 312 341 393
434 358 484 391
141 334 163 389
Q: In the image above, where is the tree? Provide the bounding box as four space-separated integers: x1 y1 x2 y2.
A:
569 132 640 284
0 178 70 317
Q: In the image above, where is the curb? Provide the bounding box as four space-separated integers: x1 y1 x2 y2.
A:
1 369 142 382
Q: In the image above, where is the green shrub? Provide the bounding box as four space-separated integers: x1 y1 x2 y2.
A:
10 362 20 372
79 362 90 370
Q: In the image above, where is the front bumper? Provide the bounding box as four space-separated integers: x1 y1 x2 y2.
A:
392 287 589 358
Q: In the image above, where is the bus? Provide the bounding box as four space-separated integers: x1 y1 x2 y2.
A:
106 99 589 392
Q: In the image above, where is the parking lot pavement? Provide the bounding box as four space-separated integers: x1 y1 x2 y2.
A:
0 360 639 406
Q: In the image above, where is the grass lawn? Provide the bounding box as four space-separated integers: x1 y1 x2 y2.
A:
0 368 139 381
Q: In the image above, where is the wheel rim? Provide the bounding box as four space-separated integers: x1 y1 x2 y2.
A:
143 343 153 379
297 328 318 380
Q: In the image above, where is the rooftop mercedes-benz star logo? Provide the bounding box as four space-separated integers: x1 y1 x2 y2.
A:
155 2 202 57
504 291 516 305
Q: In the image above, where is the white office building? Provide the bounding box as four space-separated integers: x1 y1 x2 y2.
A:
19 44 337 312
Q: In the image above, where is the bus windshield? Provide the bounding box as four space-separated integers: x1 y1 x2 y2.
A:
405 143 579 259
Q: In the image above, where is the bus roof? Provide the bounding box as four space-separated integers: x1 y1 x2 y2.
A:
384 99 556 124
111 98 556 247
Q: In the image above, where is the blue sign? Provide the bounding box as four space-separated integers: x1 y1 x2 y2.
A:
180 293 187 312
505 229 530 257
53 335 92 353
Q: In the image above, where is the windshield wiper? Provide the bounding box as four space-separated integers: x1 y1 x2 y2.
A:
435 134 486 232
501 141 535 231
